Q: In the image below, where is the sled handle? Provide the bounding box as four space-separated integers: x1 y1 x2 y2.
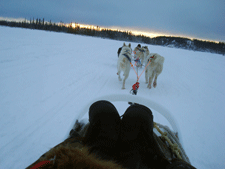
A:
72 94 183 145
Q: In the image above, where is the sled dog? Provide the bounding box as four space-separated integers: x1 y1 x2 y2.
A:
142 46 150 64
133 44 144 67
133 45 149 67
145 53 164 89
117 43 132 89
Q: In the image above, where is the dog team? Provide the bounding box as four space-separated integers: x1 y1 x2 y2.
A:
117 43 165 89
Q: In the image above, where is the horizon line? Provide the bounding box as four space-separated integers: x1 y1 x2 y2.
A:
0 16 222 43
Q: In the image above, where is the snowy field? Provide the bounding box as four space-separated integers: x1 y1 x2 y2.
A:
0 26 225 169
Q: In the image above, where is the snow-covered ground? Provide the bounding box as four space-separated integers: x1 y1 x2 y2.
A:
0 26 224 169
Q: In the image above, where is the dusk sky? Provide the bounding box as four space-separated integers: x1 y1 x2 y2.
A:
0 0 224 42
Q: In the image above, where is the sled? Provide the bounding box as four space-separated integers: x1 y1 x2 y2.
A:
66 94 191 164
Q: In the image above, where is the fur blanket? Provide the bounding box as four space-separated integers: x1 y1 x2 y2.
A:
27 121 196 169
27 143 124 169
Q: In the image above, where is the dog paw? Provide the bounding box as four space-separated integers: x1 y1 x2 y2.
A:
122 87 125 89
147 84 151 89
153 82 157 88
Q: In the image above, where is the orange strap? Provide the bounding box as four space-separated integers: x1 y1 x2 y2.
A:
130 59 151 82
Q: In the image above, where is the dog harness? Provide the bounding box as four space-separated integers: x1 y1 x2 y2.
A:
123 53 131 63
138 48 145 53
134 47 145 54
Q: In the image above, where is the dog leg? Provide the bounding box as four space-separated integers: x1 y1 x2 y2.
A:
153 71 161 88
147 74 154 89
153 65 163 88
122 72 129 89
117 70 122 81
153 76 157 88
122 76 127 89
147 78 152 89
118 74 122 81
145 69 148 84
122 80 125 89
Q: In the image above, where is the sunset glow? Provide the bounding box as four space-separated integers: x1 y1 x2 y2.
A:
66 22 167 38
0 17 220 43
65 22 218 42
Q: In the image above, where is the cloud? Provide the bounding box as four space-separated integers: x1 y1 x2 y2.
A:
0 0 224 41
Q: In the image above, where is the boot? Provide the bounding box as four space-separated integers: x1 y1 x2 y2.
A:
85 100 121 149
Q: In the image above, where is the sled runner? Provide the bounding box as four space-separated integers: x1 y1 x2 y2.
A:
67 94 191 165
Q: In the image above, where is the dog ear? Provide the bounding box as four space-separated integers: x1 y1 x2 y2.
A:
129 43 131 47
123 43 126 47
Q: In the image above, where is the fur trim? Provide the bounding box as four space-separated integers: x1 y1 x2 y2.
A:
27 145 124 169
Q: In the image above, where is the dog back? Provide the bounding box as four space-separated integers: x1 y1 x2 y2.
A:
154 54 164 65
146 53 164 65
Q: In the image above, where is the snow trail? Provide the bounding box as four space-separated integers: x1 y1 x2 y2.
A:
0 26 225 169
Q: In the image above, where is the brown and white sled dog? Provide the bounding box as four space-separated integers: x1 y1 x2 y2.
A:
142 46 150 64
133 45 144 67
133 45 150 67
117 43 132 89
145 53 164 89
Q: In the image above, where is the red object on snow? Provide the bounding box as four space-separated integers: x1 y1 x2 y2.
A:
132 82 140 90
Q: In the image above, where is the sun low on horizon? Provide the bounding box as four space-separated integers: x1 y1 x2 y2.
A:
68 22 176 38
68 22 163 38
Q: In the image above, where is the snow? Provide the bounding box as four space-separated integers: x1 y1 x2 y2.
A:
0 26 225 169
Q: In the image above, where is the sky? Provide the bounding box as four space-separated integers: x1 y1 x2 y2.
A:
0 0 224 42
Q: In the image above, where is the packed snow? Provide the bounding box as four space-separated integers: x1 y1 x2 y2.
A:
0 26 224 169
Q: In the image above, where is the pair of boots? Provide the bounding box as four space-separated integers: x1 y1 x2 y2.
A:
84 100 168 168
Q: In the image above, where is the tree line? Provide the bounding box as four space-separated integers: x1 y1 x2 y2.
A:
0 18 224 55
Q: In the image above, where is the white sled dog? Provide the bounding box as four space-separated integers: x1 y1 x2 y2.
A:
117 43 132 89
145 53 164 89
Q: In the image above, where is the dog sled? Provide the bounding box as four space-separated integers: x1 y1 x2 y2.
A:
67 94 192 165
28 94 194 169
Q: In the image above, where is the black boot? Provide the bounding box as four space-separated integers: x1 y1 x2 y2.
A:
84 100 121 161
120 104 169 169
121 104 154 143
